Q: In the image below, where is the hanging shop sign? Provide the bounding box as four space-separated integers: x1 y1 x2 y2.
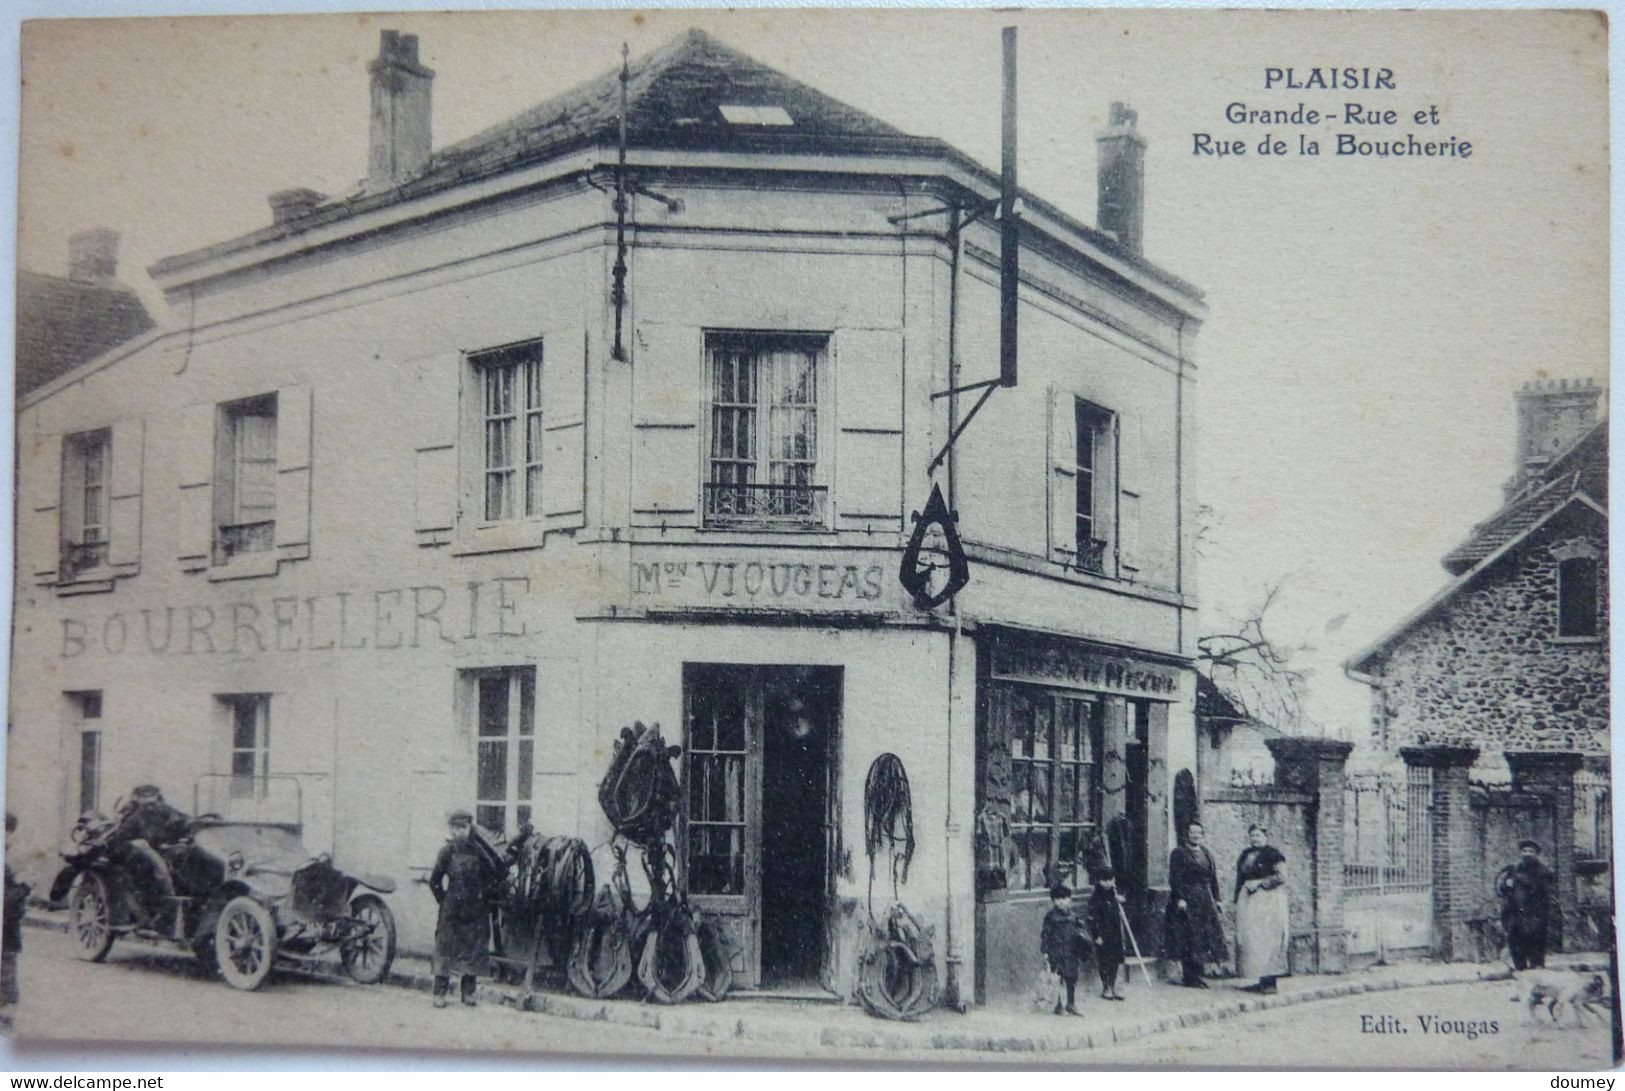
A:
898 482 970 611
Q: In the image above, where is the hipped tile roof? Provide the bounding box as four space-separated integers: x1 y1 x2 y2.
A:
15 271 155 397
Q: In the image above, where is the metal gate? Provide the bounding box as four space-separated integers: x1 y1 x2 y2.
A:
1343 766 1434 960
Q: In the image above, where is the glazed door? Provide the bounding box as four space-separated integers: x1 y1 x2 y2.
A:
681 668 764 987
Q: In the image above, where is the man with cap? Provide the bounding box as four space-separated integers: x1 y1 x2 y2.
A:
428 809 499 1008
108 785 190 917
3 813 29 1024
1497 839 1557 970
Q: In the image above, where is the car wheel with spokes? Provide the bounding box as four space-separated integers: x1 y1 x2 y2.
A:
340 894 396 985
70 873 115 962
213 895 276 990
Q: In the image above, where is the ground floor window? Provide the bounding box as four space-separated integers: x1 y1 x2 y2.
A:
466 667 535 836
68 689 103 816
218 693 271 798
1001 688 1103 890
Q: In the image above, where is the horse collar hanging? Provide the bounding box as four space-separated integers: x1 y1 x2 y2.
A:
898 482 970 611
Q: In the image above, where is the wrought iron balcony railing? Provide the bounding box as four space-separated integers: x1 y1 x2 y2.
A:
219 520 275 558
1070 537 1109 575
62 540 109 576
704 481 827 527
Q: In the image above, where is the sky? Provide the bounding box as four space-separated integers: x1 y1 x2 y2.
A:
12 7 1611 739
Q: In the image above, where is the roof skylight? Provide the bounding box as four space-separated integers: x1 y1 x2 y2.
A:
719 104 794 127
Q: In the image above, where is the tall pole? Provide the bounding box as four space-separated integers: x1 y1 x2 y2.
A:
999 26 1019 389
611 42 630 362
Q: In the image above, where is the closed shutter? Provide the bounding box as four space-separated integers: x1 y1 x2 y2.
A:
833 328 903 527
539 326 588 532
274 384 313 558
107 417 144 572
176 402 217 571
1117 413 1141 574
25 430 63 584
412 352 460 545
1045 385 1076 566
629 323 702 528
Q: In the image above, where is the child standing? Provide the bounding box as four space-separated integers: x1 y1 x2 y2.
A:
1087 865 1128 1001
1040 884 1086 1015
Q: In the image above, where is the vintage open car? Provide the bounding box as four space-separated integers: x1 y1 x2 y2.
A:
51 775 398 991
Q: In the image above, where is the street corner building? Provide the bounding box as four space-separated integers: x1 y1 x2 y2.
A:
1345 379 1611 962
8 29 1205 1007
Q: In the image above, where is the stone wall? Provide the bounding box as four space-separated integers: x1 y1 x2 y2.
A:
1372 523 1609 756
1202 787 1316 970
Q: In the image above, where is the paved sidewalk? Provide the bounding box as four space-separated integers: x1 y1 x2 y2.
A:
25 908 1605 1057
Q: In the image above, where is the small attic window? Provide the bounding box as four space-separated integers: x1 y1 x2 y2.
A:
719 104 794 127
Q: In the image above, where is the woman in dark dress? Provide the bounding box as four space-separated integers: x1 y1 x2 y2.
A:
1163 821 1228 987
1233 824 1289 994
428 810 499 1008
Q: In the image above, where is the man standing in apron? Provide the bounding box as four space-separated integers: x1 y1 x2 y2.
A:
429 810 499 1008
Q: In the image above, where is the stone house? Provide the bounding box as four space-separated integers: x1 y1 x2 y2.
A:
9 28 1207 1007
1346 378 1609 955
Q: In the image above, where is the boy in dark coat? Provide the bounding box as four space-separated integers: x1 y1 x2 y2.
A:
1087 865 1128 1001
1040 884 1087 1015
428 810 499 1008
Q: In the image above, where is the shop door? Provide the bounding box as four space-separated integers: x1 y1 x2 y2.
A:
682 669 763 986
681 665 838 990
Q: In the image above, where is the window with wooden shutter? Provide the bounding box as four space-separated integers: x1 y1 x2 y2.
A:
60 428 112 577
215 394 278 561
1048 389 1119 576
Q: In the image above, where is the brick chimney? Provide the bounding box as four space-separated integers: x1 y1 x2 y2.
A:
1095 102 1146 255
366 30 434 192
1509 377 1603 494
67 228 119 284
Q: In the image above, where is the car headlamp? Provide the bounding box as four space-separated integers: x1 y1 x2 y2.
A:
227 851 245 873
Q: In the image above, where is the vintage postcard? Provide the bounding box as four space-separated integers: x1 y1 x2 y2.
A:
2 7 1614 1068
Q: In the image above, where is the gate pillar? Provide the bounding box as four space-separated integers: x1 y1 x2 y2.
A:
1506 750 1585 952
1399 744 1479 961
1266 736 1354 973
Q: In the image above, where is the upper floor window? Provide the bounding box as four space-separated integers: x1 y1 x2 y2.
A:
704 332 827 528
470 339 545 523
1073 399 1115 574
60 428 112 577
216 395 278 560
1558 556 1600 638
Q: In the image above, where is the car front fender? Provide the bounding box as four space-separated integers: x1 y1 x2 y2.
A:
350 872 397 895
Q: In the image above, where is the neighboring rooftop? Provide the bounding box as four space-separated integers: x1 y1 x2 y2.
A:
16 229 156 397
1347 410 1607 674
1440 415 1607 576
